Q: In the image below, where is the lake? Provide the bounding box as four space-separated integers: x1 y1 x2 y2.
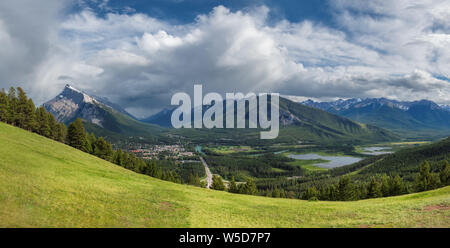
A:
287 153 362 169
360 147 393 155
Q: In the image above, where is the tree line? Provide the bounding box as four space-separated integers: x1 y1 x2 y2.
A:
299 160 449 201
205 155 449 201
0 87 187 185
1 87 67 142
210 175 259 196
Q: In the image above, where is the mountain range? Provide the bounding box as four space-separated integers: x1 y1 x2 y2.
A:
140 96 397 144
300 98 450 138
43 85 397 144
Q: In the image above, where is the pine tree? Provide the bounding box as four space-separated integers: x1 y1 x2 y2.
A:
415 161 433 192
25 99 37 132
194 173 201 186
188 173 196 185
211 175 225 191
337 176 355 201
359 183 368 199
328 185 337 201
122 152 129 167
286 191 296 199
381 175 390 197
47 112 58 139
272 186 280 198
245 178 257 195
280 189 286 198
86 133 97 154
228 176 238 193
115 149 124 166
16 87 28 128
35 106 50 137
7 87 17 125
302 186 318 200
0 89 9 122
389 174 405 196
57 123 67 143
93 137 113 161
67 118 89 152
439 161 450 186
367 177 382 198
144 160 157 176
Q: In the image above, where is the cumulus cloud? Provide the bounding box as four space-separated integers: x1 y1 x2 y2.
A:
0 0 450 117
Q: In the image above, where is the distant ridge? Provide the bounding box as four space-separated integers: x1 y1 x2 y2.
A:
142 96 398 144
300 97 450 137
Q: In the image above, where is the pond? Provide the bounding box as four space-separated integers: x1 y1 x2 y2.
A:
360 147 393 155
287 153 362 169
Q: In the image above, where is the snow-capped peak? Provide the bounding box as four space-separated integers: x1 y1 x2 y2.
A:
64 84 96 104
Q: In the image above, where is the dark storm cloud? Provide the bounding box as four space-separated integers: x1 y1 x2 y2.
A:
0 0 449 117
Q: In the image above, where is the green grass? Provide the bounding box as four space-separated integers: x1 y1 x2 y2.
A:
209 145 260 154
287 159 329 171
0 122 449 227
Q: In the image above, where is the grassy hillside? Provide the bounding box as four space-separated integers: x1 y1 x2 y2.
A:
0 122 448 227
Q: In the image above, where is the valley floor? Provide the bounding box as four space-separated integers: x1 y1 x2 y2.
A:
0 122 449 227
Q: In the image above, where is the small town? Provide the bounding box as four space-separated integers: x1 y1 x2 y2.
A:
128 144 195 160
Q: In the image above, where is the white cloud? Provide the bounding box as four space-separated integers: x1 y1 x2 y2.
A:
0 1 450 117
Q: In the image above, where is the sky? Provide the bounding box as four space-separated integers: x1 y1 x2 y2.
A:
0 0 449 118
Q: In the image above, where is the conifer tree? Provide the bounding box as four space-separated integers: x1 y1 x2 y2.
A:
415 161 433 192
47 112 58 139
87 133 97 154
228 176 238 193
337 176 354 201
93 137 113 161
439 161 450 186
303 186 318 200
194 173 201 186
328 185 337 201
7 87 17 124
272 186 280 198
67 118 89 152
367 177 382 198
57 123 67 143
381 175 390 197
0 89 9 122
389 174 405 196
25 99 37 132
144 160 157 177
122 152 129 167
188 173 196 185
36 106 50 137
16 87 28 128
359 183 368 199
280 189 286 198
245 178 257 195
211 175 225 191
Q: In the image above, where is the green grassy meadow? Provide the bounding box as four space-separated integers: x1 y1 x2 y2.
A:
0 122 449 227
286 159 329 171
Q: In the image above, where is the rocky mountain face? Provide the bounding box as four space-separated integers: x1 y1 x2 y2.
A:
43 84 125 127
43 84 163 139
